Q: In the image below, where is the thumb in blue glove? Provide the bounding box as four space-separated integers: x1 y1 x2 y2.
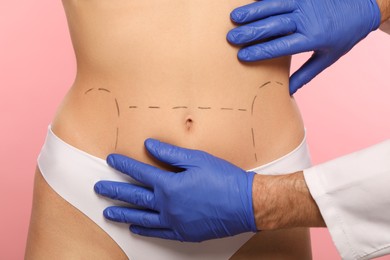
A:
226 0 381 94
94 139 257 242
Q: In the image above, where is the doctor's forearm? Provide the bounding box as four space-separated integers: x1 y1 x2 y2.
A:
377 0 390 22
252 172 326 230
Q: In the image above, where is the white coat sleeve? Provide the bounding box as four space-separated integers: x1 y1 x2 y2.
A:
303 140 390 260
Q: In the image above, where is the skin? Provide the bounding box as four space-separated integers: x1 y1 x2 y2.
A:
253 171 325 231
25 0 322 259
378 0 390 22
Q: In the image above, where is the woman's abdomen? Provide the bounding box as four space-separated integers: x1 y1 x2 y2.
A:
48 74 309 259
52 72 304 172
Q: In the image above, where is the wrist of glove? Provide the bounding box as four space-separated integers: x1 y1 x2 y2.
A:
94 139 257 242
227 0 381 94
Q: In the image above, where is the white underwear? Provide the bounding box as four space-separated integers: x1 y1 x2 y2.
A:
37 126 312 260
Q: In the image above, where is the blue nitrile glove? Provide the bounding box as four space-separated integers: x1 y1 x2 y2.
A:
227 0 381 94
94 139 257 242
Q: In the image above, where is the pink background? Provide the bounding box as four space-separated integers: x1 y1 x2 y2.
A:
1 0 390 259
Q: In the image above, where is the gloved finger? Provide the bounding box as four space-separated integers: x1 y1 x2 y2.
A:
144 138 198 168
130 225 184 241
94 181 156 210
107 154 172 187
227 14 297 45
104 206 166 228
237 33 310 61
289 52 337 95
230 0 296 24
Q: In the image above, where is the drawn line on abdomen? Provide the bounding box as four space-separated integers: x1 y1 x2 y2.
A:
84 87 120 151
251 127 257 163
84 88 94 95
251 96 258 116
115 127 119 150
251 94 259 161
251 81 285 162
128 106 248 111
84 81 285 162
98 88 111 93
260 81 271 89
115 98 120 117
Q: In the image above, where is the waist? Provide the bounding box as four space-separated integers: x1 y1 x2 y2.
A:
52 78 304 170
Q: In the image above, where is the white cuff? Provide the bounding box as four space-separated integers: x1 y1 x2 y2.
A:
304 140 390 260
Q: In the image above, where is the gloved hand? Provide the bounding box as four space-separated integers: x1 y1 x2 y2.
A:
94 139 257 242
227 0 381 94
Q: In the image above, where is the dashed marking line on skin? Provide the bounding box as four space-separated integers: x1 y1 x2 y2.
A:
84 88 94 95
115 98 120 117
251 127 258 162
128 106 249 112
129 106 250 111
98 88 111 93
259 81 271 89
84 87 120 150
85 81 282 161
114 98 120 149
249 81 284 162
115 127 119 150
251 106 258 161
251 96 257 116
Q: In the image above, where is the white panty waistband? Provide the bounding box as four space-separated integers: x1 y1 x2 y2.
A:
38 126 311 260
248 132 312 174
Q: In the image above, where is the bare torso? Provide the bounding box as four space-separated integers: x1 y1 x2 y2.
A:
26 0 311 259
